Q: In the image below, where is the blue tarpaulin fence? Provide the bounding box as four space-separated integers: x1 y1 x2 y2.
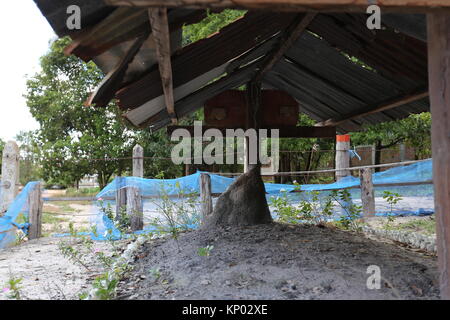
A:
0 159 434 247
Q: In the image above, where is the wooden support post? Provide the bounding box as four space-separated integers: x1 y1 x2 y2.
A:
335 135 350 181
200 173 212 221
28 182 43 240
1 141 20 214
127 186 143 231
115 177 127 220
360 168 375 219
427 12 450 300
133 144 144 178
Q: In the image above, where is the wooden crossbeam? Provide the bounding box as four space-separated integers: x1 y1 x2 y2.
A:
104 0 450 13
315 90 429 127
166 125 336 138
254 12 316 82
148 8 177 124
86 32 149 107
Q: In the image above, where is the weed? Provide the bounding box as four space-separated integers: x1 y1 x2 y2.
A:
198 245 214 257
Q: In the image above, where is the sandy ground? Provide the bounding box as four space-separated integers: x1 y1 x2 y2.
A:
119 223 440 300
0 237 117 300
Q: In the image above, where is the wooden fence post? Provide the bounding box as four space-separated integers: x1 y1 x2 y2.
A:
427 12 450 299
133 144 144 178
127 186 143 231
115 177 127 220
200 173 212 221
1 141 20 214
335 135 350 181
28 182 43 240
360 168 375 219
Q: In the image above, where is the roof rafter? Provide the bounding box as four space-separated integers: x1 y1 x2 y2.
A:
315 89 429 127
86 31 149 107
116 11 297 111
148 7 177 124
254 12 316 82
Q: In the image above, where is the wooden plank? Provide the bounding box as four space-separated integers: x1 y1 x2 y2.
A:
86 33 149 107
116 12 296 110
315 90 429 127
427 12 450 300
28 183 43 240
127 186 144 231
166 125 336 138
65 8 208 62
360 168 375 218
200 173 213 221
149 8 177 123
104 0 450 13
254 13 316 82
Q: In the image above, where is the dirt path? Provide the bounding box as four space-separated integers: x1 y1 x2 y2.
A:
0 237 113 300
120 223 440 300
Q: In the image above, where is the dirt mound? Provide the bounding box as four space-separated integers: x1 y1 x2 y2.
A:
118 223 440 300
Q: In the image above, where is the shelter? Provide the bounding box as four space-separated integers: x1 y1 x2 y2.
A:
34 0 450 298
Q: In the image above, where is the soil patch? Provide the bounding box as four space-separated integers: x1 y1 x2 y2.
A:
119 223 440 300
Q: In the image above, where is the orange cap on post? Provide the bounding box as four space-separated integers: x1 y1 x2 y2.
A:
336 134 350 142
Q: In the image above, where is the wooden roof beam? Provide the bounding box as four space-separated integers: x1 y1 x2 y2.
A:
148 8 177 124
104 0 450 13
254 12 316 82
86 32 149 107
65 8 208 62
315 89 429 127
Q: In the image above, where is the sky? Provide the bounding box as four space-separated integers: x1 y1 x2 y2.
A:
0 1 56 142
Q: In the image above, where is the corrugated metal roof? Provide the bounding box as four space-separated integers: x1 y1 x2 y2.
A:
35 1 430 132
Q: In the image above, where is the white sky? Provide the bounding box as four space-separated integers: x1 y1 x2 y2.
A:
0 1 56 142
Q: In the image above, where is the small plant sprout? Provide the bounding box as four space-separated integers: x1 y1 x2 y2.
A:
198 245 214 257
3 276 23 300
149 267 161 280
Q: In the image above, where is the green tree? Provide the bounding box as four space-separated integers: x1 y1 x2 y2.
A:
15 131 42 185
24 37 135 189
351 112 431 169
183 10 245 45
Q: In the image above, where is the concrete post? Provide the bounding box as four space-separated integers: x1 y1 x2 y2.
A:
1 141 20 214
132 144 144 178
335 135 350 181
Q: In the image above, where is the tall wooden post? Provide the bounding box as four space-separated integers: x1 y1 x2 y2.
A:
127 186 143 231
28 182 43 240
133 144 144 178
1 141 20 214
428 13 450 300
200 173 212 222
115 177 127 220
244 81 262 173
335 135 350 181
360 168 375 219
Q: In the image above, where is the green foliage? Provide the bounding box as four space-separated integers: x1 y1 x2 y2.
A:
183 10 245 45
276 114 335 184
149 181 200 250
270 188 362 232
3 276 23 300
198 245 214 257
351 112 432 160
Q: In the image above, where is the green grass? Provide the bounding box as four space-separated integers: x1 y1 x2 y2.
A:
59 187 100 198
391 217 436 236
